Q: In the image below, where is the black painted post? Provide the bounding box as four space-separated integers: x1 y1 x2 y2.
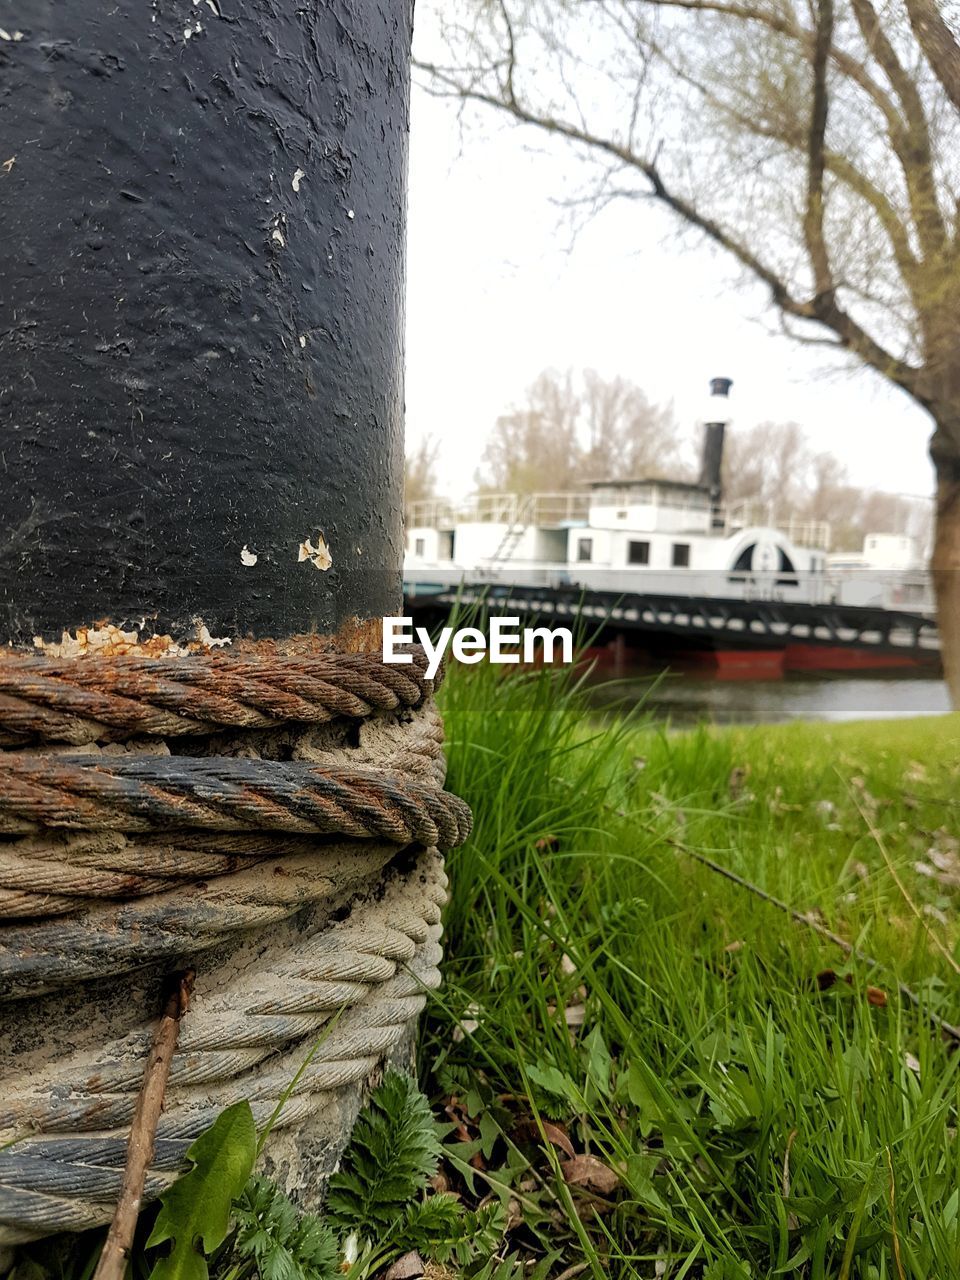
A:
0 0 409 646
0 0 419 1241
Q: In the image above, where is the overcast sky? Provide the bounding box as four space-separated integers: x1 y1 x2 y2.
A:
404 65 936 505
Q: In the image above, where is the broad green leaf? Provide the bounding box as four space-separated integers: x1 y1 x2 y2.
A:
524 1060 579 1106
581 1026 613 1098
147 1101 257 1280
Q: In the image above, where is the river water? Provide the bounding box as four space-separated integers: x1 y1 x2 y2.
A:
588 671 952 726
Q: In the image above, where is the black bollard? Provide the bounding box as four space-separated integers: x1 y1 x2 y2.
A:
0 2 444 1250
0 0 410 645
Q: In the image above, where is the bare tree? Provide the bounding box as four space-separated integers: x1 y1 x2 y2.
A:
723 420 930 546
404 434 441 507
722 421 812 508
419 0 960 702
805 449 852 524
476 367 679 490
581 369 682 479
477 369 582 491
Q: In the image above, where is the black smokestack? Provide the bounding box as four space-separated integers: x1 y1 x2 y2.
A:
699 377 732 527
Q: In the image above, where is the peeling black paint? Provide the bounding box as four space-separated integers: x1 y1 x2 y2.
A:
0 0 411 642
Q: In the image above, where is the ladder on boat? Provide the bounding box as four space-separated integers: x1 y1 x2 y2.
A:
488 496 534 563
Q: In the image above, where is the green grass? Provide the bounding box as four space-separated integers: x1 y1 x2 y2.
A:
422 662 960 1278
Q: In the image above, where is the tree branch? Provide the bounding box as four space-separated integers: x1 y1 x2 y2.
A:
803 0 835 299
904 0 960 116
94 970 195 1280
849 0 947 258
640 0 947 258
641 33 922 285
634 0 904 134
417 57 924 400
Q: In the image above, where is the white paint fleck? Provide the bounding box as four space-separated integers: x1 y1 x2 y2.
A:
0 29 24 41
299 335 306 348
183 25 193 38
205 0 222 13
240 545 258 567
347 209 355 220
298 534 333 572
271 228 285 248
196 623 232 649
292 168 306 193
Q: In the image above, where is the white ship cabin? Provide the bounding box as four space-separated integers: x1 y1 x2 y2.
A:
404 481 828 584
828 533 924 573
566 478 827 576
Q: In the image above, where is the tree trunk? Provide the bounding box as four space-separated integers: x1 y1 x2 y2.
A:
931 453 960 707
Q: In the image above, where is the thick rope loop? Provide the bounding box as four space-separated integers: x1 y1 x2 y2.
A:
0 642 469 1243
0 646 440 746
0 756 471 842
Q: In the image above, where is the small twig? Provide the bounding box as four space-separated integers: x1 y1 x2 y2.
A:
94 969 195 1280
656 828 960 1045
553 1263 590 1280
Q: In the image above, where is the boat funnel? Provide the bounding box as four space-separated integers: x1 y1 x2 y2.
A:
700 377 732 527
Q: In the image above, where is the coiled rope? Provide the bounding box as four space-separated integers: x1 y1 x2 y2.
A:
0 648 435 746
0 643 470 1244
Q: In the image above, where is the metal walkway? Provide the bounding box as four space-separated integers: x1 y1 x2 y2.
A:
404 582 940 659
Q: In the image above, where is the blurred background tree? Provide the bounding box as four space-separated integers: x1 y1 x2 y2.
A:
475 367 681 490
404 435 441 507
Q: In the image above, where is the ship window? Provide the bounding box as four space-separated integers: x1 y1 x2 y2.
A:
577 537 593 562
628 540 650 565
732 544 755 572
776 546 799 585
672 542 691 568
414 537 425 557
617 510 628 520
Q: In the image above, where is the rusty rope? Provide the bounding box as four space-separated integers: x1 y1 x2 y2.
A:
0 646 439 746
0 643 469 1244
0 702 448 922
0 755 471 842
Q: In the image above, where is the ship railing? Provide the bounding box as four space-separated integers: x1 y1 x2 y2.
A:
406 492 591 529
406 493 832 549
723 502 832 550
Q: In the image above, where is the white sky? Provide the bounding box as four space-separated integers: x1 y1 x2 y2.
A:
404 74 936 504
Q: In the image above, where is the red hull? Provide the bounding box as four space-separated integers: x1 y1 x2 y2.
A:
584 640 940 678
783 643 939 673
677 648 786 679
